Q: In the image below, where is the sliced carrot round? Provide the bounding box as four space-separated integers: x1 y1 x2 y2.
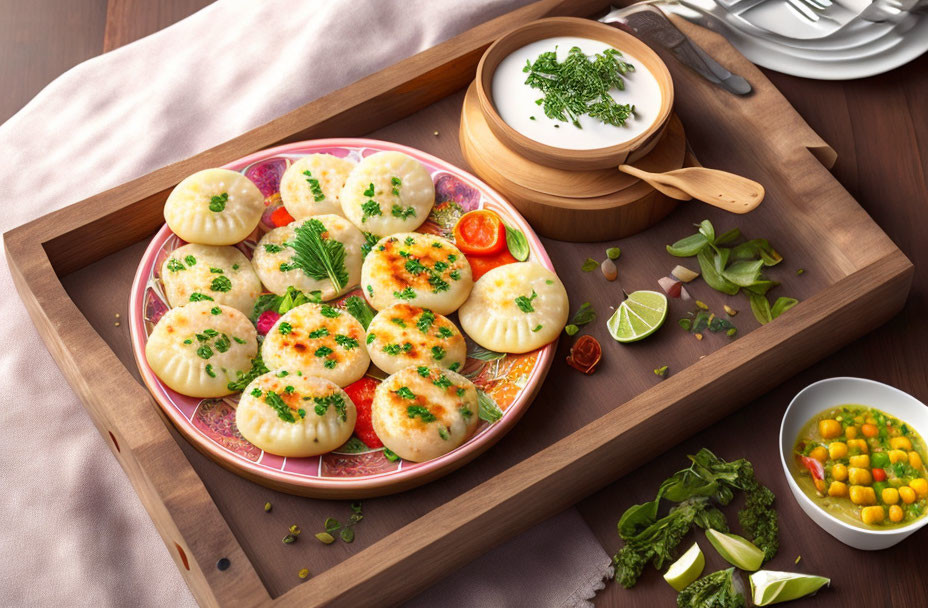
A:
453 210 506 256
468 248 517 280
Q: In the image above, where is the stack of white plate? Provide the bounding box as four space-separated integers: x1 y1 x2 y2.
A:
660 0 928 78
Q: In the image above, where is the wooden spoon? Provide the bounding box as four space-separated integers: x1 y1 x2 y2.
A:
618 165 765 213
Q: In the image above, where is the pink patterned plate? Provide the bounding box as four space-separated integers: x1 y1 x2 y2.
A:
129 138 556 498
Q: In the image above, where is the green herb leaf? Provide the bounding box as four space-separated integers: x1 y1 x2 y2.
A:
715 228 742 246
344 295 375 329
606 247 621 260
505 226 530 261
287 218 349 291
732 239 782 266
570 302 596 326
697 219 716 244
749 293 773 325
581 258 599 272
477 389 503 423
383 448 400 462
667 233 709 257
209 192 228 212
697 249 739 295
721 260 764 288
514 290 537 313
770 297 798 319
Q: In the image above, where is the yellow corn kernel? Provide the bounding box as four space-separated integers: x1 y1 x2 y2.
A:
849 485 877 505
847 439 869 454
849 454 870 468
828 481 848 497
832 463 848 481
899 486 917 504
889 505 904 523
848 467 872 486
809 446 828 463
818 419 842 439
910 478 928 499
861 506 885 525
866 416 878 426
890 437 913 451
882 487 900 505
889 449 908 464
909 452 923 470
828 442 848 460
845 426 858 439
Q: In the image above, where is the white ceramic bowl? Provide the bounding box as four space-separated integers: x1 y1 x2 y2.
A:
780 377 928 550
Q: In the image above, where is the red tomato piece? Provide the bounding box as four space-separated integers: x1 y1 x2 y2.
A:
344 377 382 449
270 206 295 227
468 249 517 281
453 210 506 256
872 468 887 482
799 455 825 480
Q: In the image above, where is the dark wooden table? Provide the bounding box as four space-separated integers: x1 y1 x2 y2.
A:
3 1 926 606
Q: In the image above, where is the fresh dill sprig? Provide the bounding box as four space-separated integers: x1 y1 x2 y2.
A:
287 219 349 291
523 46 635 129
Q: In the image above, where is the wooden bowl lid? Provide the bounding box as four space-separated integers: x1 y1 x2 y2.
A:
462 82 685 199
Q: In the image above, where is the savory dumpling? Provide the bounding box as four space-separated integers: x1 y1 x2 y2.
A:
251 214 365 299
280 154 355 219
236 371 356 457
371 365 479 462
145 302 258 398
164 168 264 245
261 302 369 387
458 262 568 354
160 244 262 314
366 304 466 374
361 233 472 314
340 151 435 235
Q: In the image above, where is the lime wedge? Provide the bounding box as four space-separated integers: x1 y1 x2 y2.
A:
705 529 764 572
607 290 668 343
663 542 705 592
750 570 830 606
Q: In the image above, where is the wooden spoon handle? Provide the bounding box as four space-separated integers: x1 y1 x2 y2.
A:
618 164 690 200
619 165 765 213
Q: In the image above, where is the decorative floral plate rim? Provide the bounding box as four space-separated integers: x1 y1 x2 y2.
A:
129 138 556 495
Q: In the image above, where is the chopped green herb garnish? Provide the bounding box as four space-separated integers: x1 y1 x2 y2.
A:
366 333 376 345
166 258 185 272
315 346 334 358
448 362 461 372
394 287 416 300
184 255 196 267
196 345 213 359
287 218 349 291
433 375 452 389
532 324 543 332
437 326 454 338
431 345 446 361
302 170 326 202
335 334 359 350
383 343 401 356
278 322 293 335
320 305 341 318
210 307 221 315
438 427 450 440
407 405 436 422
209 267 223 274
189 292 213 302
233 336 246 344
417 366 430 378
523 46 635 128
514 290 537 313
417 309 435 333
210 276 232 292
308 327 329 339
205 364 216 378
264 243 284 253
391 176 402 196
395 386 416 400
390 317 406 328
265 390 295 423
391 204 416 220
323 359 337 369
209 192 228 212
250 388 263 398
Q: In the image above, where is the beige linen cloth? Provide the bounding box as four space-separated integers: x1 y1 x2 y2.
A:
0 1 613 606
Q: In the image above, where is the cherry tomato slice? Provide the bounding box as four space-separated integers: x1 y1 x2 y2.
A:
453 210 506 256
270 206 295 227
344 377 382 449
872 468 887 482
468 248 517 281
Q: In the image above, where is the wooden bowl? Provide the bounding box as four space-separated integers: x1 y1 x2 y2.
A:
475 17 674 171
460 83 687 242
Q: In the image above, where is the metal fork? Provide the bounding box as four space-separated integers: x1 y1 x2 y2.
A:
786 0 848 23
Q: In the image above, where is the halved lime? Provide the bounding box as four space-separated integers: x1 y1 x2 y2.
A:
607 290 668 343
663 542 705 592
749 570 830 605
705 529 764 572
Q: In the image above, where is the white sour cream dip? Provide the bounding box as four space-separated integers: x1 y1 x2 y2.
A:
491 36 662 150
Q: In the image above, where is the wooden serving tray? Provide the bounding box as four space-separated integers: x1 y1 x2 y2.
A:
5 1 913 606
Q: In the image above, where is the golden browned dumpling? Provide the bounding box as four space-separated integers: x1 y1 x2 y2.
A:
361 232 472 314
365 304 466 374
371 365 479 462
236 371 356 457
261 303 370 387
